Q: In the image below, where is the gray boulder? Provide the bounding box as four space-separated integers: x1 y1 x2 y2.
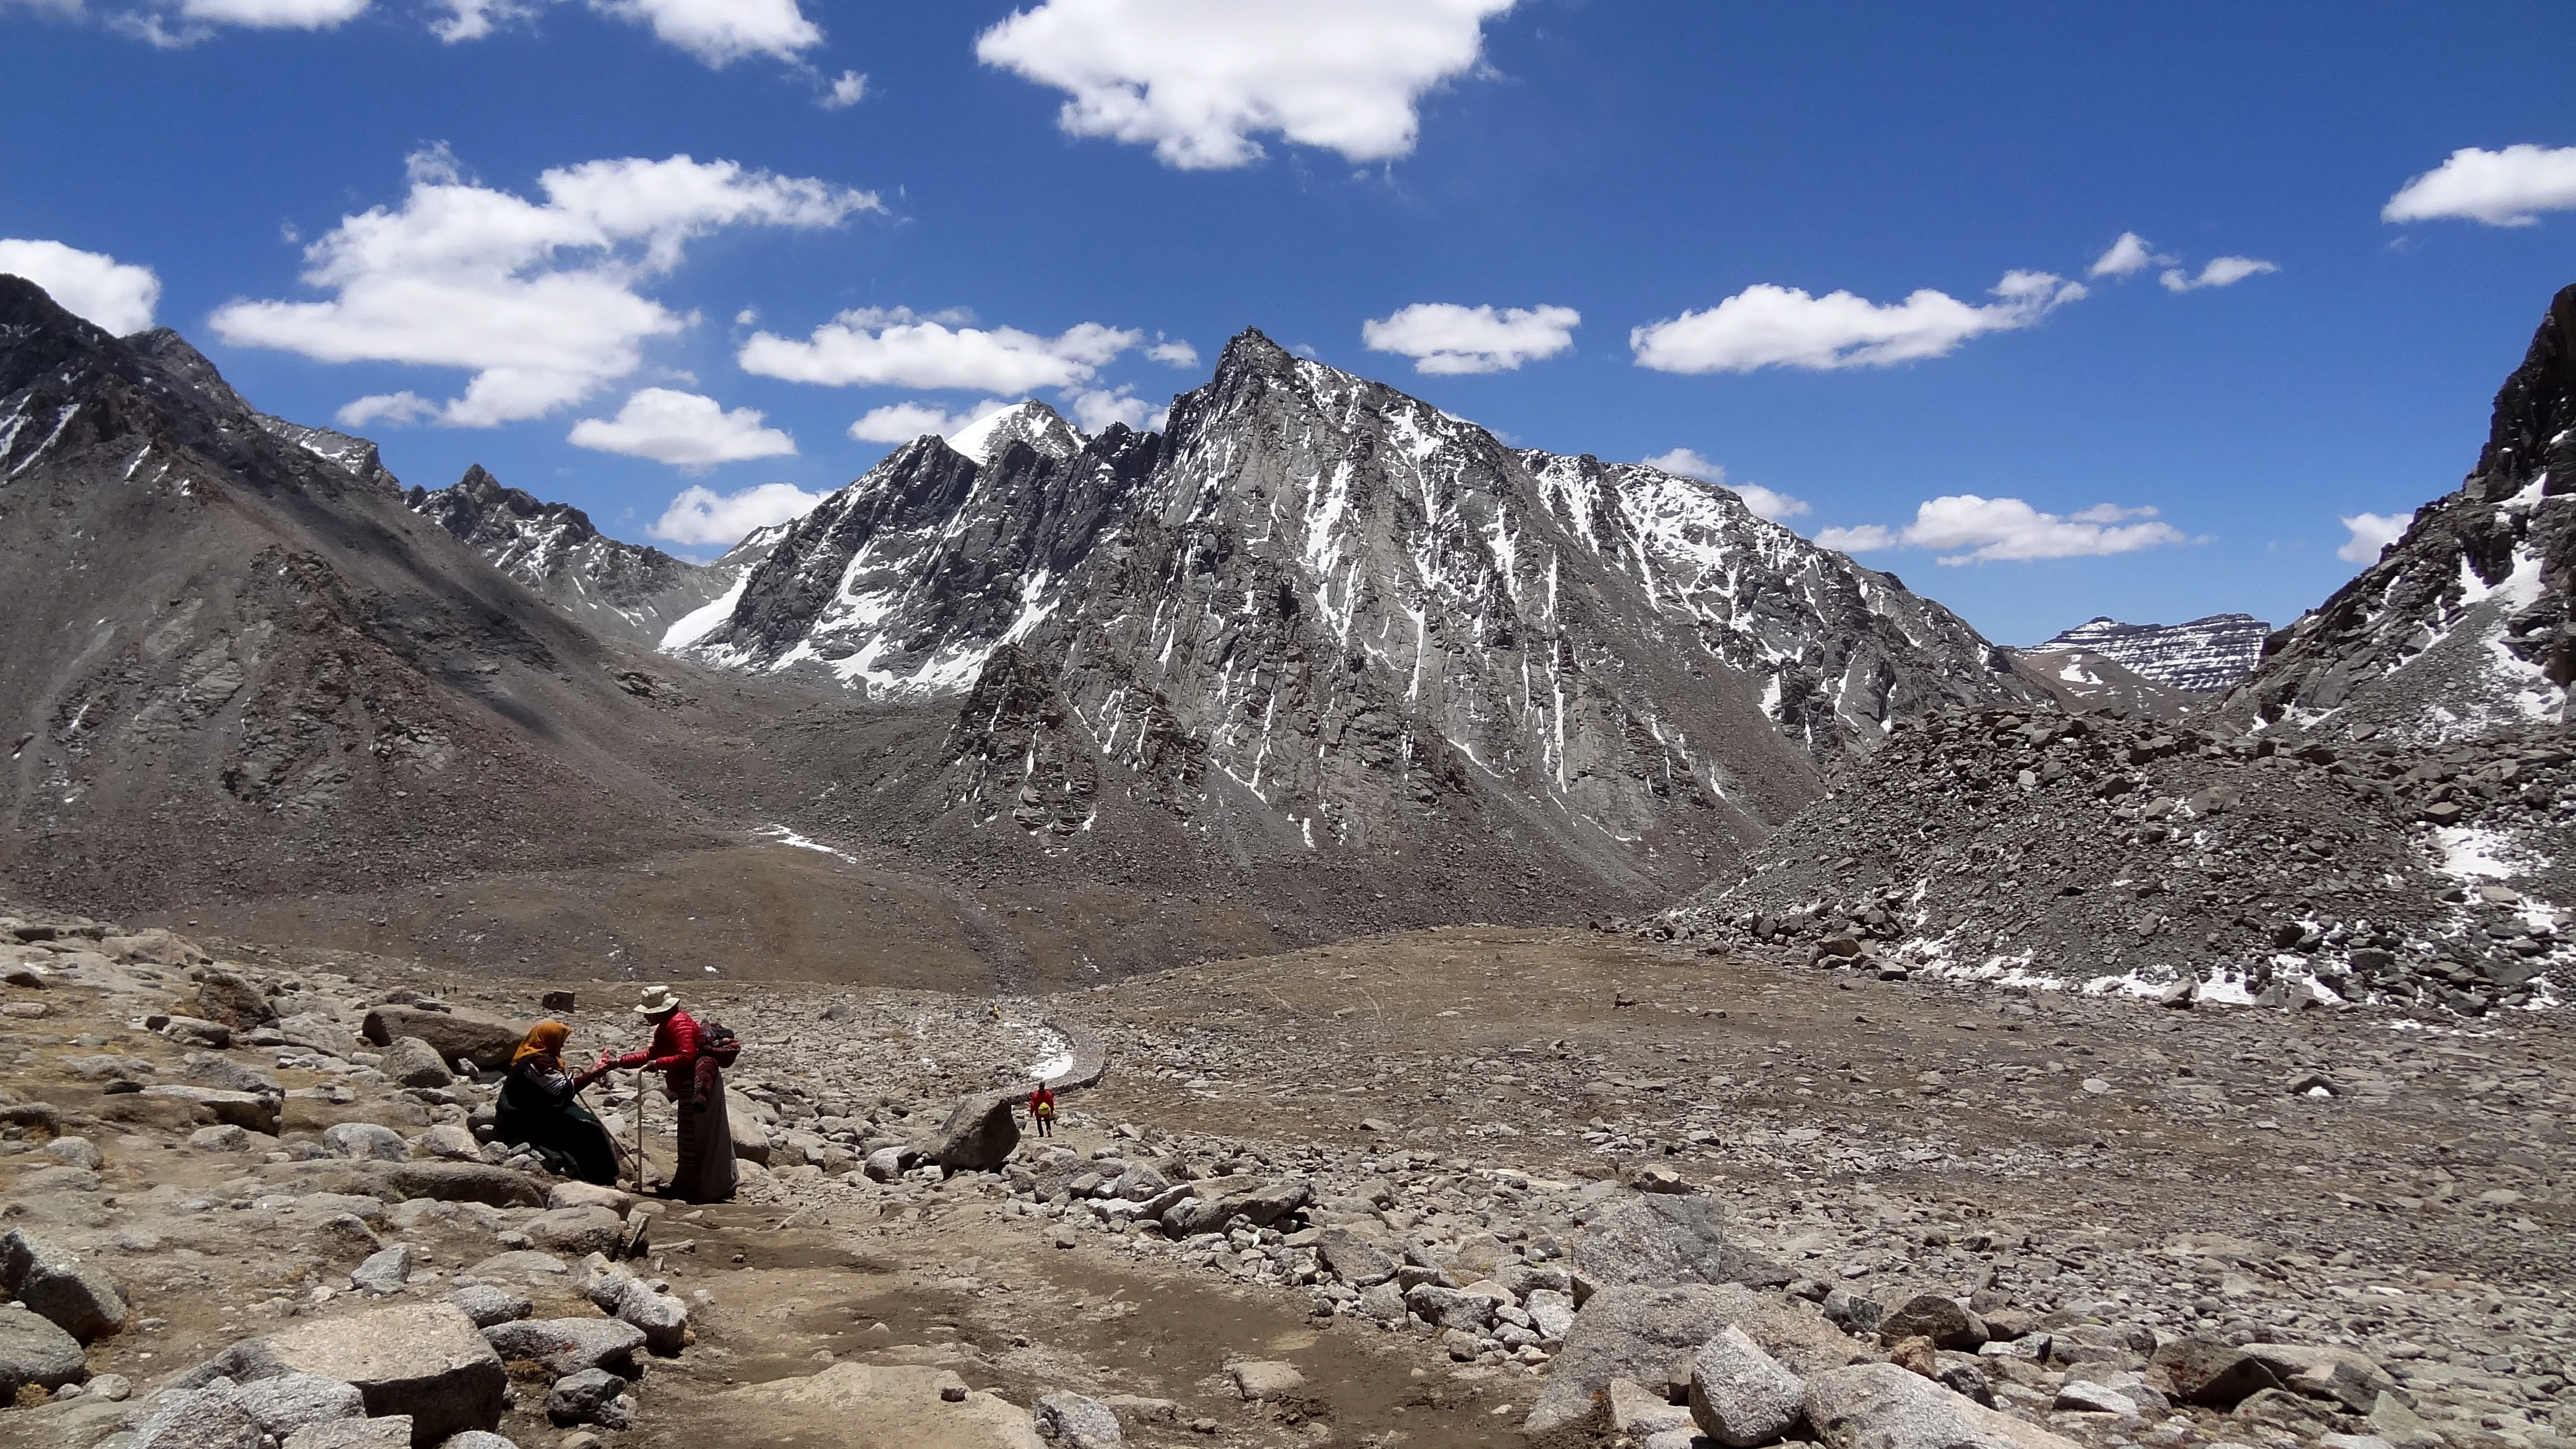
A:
362 1006 525 1070
194 969 278 1029
1404 1283 1498 1333
277 1012 363 1059
522 1206 623 1257
185 1051 283 1097
544 1367 633 1428
434 1434 520 1449
613 1279 690 1354
2148 1336 2286 1408
481 1317 646 1379
283 1419 414 1449
264 1302 507 1445
442 1285 532 1329
1160 1176 1311 1237
1035 1390 1125 1448
1315 1227 1398 1286
133 1383 263 1449
1524 1285 1854 1443
350 1244 415 1295
1565 1192 1731 1289
927 1091 1020 1173
144 1084 281 1134
1805 1362 2081 1449
2236 1343 2400 1414
234 1371 366 1437
321 1122 409 1162
1690 1326 1809 1447
379 1037 454 1090
1 1228 128 1341
0 1303 87 1397
1878 1294 1986 1351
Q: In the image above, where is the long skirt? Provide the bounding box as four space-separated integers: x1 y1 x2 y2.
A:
492 1081 620 1186
672 1068 737 1204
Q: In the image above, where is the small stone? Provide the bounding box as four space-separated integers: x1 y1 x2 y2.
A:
443 1284 533 1328
545 1367 633 1428
1035 1390 1125 1448
350 1244 415 1295
190 1124 256 1152
1879 1293 1987 1351
322 1122 408 1162
1228 1360 1306 1400
2055 1380 2141 1416
1689 1325 1808 1448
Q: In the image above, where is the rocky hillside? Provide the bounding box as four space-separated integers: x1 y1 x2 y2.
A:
1656 703 2576 1015
404 464 737 647
675 330 2045 884
0 275 736 913
2005 647 2195 720
2029 614 2270 694
2223 283 2576 740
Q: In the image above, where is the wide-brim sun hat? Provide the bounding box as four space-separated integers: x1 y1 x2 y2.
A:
634 985 681 1015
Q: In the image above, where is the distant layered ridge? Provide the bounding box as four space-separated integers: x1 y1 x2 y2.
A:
2030 614 2269 694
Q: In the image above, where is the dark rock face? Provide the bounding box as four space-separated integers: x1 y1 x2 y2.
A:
405 465 736 646
2224 284 2576 741
257 414 402 496
681 330 2042 874
2029 615 2270 694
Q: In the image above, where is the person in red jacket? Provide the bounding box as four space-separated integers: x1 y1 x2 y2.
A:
602 985 735 1202
1027 1083 1057 1138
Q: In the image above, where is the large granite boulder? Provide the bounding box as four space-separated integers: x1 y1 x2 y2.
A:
1 1227 127 1341
928 1091 1020 1173
1524 1285 1859 1443
1805 1362 2081 1449
0 1303 86 1398
361 1006 524 1071
1159 1176 1312 1237
262 1302 506 1446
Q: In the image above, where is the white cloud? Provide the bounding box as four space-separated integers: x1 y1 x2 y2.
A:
2089 231 2175 279
336 391 439 427
586 0 818 66
2384 144 2576 228
1817 495 2185 565
1145 338 1200 367
1631 270 2085 375
567 387 795 468
211 148 877 427
0 238 160 333
176 0 366 26
740 306 1142 393
1640 447 1808 522
648 480 826 547
2338 510 2414 565
821 69 868 108
846 397 1013 444
1066 385 1158 434
429 0 536 41
2159 255 2278 292
1361 302 1579 375
975 0 1514 170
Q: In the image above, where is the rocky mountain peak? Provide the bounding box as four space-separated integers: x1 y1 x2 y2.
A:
2029 614 2270 693
403 463 731 646
948 399 1084 466
2223 281 2576 740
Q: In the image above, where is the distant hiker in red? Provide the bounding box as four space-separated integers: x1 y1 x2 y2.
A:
1027 1083 1057 1138
602 985 737 1204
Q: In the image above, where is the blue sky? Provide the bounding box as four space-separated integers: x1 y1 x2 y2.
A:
2 1 2571 645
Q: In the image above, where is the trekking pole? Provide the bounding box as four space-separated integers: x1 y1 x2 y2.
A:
633 1070 649 1195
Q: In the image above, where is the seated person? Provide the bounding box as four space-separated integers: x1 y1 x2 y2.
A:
493 1020 618 1186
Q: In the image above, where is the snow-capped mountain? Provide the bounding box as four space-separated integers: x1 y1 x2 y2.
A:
2224 283 2576 740
2028 614 2270 693
404 465 738 646
949 399 1084 466
675 329 2046 861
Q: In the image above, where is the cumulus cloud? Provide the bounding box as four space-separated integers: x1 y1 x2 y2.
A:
1361 302 1579 375
975 0 1514 170
740 306 1142 393
429 0 536 41
566 387 795 467
1066 385 1158 433
2160 255 2279 292
0 238 160 333
587 0 818 65
1640 447 1808 522
1631 271 2085 375
1816 495 2185 565
2088 231 2175 278
2338 510 2415 565
2384 144 2576 228
821 69 867 108
336 391 439 427
1145 337 1200 367
648 480 827 547
211 147 877 427
846 397 1013 444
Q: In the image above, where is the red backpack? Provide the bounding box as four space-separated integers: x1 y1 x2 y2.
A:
696 1018 742 1068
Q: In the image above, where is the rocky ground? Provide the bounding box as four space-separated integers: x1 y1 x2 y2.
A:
0 903 2569 1449
1658 708 2576 1015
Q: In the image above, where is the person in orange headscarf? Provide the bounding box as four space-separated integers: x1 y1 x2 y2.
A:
493 1019 619 1185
